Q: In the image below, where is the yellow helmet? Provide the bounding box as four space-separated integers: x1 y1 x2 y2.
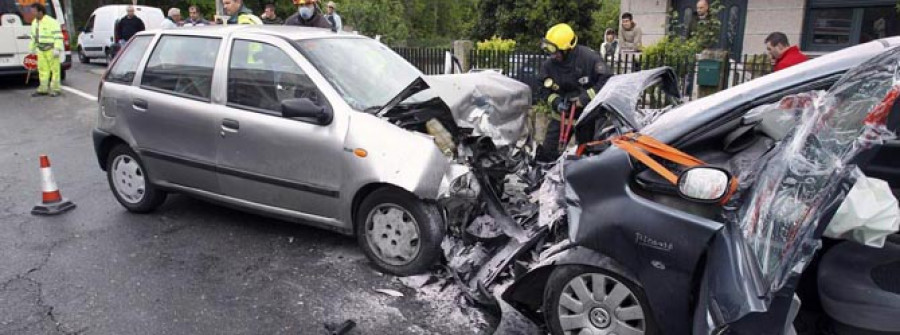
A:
542 23 578 53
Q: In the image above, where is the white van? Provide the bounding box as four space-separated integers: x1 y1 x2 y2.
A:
0 0 70 79
77 5 163 63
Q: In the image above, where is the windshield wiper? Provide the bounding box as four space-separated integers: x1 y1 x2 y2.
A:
363 105 383 114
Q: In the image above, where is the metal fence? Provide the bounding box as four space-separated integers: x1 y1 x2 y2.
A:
392 47 452 76
392 47 774 103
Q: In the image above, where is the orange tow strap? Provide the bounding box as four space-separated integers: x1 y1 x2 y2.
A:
579 133 739 204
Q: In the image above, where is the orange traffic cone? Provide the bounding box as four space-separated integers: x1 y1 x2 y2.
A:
31 155 76 216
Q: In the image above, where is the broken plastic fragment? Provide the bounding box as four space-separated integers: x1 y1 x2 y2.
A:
374 289 404 297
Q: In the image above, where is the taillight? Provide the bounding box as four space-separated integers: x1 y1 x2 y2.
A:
61 28 70 51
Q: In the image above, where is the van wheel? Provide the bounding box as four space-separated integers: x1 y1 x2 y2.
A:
356 187 444 276
543 265 658 335
106 144 167 213
78 47 89 64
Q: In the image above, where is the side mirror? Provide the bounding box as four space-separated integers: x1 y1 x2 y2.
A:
281 98 332 125
678 167 735 203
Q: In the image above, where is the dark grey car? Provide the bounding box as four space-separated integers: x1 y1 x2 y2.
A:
502 38 900 335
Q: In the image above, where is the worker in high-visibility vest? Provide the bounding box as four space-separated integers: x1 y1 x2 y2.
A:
223 0 263 25
29 3 64 97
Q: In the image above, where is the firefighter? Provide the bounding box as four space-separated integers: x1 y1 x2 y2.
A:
223 0 263 25
29 3 64 97
537 23 612 162
285 0 332 29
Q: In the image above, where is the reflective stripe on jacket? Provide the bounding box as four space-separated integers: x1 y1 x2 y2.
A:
30 15 63 52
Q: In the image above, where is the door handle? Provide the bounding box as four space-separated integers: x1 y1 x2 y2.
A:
221 119 240 132
132 98 148 110
17 35 31 40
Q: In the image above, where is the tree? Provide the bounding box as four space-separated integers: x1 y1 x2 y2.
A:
340 0 409 45
473 0 601 51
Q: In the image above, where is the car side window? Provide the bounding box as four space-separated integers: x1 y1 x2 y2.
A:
141 35 221 101
84 15 95 33
106 35 152 85
227 39 322 113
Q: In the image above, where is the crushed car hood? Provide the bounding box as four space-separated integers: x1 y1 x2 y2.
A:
576 67 680 132
378 72 533 147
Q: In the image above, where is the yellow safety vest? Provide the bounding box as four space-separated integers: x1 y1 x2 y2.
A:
238 13 262 25
30 15 63 52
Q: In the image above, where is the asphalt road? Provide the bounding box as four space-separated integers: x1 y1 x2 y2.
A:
0 62 490 335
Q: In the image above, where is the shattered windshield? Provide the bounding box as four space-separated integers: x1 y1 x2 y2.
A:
295 38 425 112
733 48 900 294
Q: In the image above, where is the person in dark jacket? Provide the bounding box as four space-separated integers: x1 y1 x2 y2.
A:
260 4 283 24
284 0 331 29
115 6 145 43
537 23 612 162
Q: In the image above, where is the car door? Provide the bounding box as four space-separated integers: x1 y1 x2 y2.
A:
215 35 347 221
861 101 900 194
80 14 101 57
126 34 224 193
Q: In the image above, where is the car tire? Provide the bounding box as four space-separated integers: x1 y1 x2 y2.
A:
543 265 658 335
356 187 445 276
106 144 167 213
60 68 65 81
78 47 89 64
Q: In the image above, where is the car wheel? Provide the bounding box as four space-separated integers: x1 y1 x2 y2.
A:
59 68 66 81
78 47 89 64
544 265 657 335
106 144 166 213
356 187 444 276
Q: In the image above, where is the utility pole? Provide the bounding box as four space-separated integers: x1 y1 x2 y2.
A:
62 0 75 34
216 0 224 16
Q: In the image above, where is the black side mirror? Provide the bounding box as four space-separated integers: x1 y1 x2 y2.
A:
281 98 332 125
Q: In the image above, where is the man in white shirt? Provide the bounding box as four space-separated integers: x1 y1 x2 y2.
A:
160 8 182 29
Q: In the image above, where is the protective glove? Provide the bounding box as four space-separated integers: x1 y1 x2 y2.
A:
53 49 61 59
555 99 571 114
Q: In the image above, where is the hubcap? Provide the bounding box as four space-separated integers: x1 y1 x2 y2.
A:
589 307 611 329
364 204 420 266
557 273 646 335
111 155 146 204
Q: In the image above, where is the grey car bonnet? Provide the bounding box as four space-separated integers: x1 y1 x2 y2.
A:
576 67 681 131
423 72 532 147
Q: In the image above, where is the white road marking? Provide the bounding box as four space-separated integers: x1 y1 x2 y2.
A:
61 86 97 101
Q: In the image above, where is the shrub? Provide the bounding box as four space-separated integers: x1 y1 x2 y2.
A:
476 36 517 51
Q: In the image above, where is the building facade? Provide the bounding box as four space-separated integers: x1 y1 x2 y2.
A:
621 0 899 56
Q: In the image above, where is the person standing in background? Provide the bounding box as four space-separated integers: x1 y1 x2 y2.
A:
765 32 808 72
324 1 342 32
619 12 642 52
160 8 181 29
115 6 145 43
600 28 619 60
183 5 210 27
260 4 283 25
284 0 331 29
29 3 64 97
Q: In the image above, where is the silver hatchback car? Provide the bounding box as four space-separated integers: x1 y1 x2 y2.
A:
92 26 532 276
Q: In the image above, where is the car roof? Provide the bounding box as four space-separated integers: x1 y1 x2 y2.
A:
644 36 900 144
134 25 363 41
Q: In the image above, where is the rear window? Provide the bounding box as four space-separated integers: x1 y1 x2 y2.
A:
0 0 57 25
106 35 152 85
141 35 221 100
